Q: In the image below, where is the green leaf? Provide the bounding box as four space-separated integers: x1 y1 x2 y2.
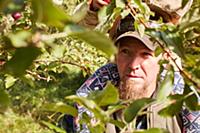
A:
31 0 71 27
72 2 88 23
158 94 183 117
156 70 174 101
88 83 119 106
81 112 91 124
96 7 122 34
106 104 126 115
105 0 116 14
42 121 66 133
42 102 78 117
124 98 155 123
184 84 200 111
115 0 126 9
160 31 185 59
182 0 189 8
109 119 126 129
65 95 108 121
137 23 145 37
180 5 200 32
51 45 66 58
65 24 116 58
133 128 169 133
4 47 42 77
89 123 105 133
133 0 145 13
5 74 17 89
8 31 31 48
0 89 11 112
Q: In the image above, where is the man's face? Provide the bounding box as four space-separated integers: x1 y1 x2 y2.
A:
116 37 160 100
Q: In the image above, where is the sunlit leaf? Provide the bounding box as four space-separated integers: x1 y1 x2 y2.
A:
4 47 42 77
31 0 71 27
5 74 17 88
8 31 31 48
51 45 66 58
88 83 119 106
42 102 78 117
124 98 155 123
65 95 108 121
137 23 145 37
115 0 126 8
156 70 174 101
65 24 116 58
42 121 66 133
133 0 146 13
133 128 169 133
96 7 122 34
72 1 88 23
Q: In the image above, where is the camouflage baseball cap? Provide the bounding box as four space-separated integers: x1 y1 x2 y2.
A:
115 31 158 51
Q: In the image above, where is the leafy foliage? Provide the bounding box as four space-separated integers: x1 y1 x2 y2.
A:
0 0 200 132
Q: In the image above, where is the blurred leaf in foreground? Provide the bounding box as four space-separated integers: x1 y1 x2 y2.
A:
65 24 116 58
4 47 41 77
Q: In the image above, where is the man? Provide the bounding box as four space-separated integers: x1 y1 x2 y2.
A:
76 31 186 133
75 0 200 132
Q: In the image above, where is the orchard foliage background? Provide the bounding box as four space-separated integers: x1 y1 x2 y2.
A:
0 0 200 132
0 0 109 132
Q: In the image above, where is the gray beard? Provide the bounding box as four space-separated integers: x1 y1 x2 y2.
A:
119 79 148 100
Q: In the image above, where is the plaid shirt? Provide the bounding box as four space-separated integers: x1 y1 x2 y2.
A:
76 63 200 132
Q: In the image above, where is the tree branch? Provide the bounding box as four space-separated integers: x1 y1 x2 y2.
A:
26 70 52 81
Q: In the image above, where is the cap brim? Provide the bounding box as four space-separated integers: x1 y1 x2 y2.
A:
115 31 158 51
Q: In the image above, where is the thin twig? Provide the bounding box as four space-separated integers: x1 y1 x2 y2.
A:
126 2 149 28
34 59 91 75
40 32 68 41
26 70 51 81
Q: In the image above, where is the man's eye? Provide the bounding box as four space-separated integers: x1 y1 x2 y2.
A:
143 52 152 56
121 49 129 54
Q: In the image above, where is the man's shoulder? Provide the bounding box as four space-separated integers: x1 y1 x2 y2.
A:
94 63 120 85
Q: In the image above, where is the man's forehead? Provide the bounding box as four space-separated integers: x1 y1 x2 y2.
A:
117 37 153 51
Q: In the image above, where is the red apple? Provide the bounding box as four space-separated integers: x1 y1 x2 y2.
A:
12 12 22 20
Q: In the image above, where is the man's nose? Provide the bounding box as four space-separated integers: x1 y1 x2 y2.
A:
128 57 142 71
